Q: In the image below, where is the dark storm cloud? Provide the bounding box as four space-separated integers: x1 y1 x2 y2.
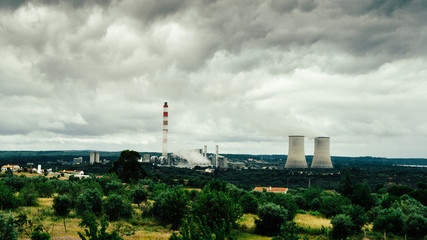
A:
1 0 427 156
0 0 113 10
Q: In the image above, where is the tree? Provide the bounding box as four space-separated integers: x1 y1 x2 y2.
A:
19 185 39 206
110 150 146 183
373 208 405 236
0 184 19 210
404 214 427 238
240 192 258 214
338 171 354 198
75 189 103 217
351 183 375 210
78 216 122 240
53 195 72 232
0 212 17 240
103 194 133 221
255 203 288 236
388 185 414 197
272 194 298 221
31 225 50 240
152 188 190 230
169 216 234 240
319 195 350 218
130 188 148 207
192 190 242 231
342 204 368 234
105 181 124 196
331 214 355 240
272 221 300 240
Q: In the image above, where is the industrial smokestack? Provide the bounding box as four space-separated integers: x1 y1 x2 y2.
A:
215 145 219 168
285 135 308 168
203 145 207 157
311 137 333 168
162 102 168 165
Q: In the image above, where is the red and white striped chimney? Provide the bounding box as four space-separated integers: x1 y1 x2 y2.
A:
162 102 168 162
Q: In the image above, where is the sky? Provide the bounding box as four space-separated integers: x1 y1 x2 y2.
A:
1 0 427 158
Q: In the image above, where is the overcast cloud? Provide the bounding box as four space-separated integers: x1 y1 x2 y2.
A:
1 0 427 157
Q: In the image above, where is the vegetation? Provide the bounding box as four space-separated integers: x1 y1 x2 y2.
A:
0 150 426 239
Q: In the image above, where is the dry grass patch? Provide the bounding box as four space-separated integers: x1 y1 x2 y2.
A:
237 214 258 233
294 213 331 229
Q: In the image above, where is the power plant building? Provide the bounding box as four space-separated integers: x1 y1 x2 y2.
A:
311 137 333 168
285 135 308 168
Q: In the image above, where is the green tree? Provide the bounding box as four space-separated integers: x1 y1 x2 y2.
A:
103 194 133 221
19 185 39 206
338 171 353 198
53 195 72 232
272 194 298 221
388 185 414 197
0 212 17 240
105 181 124 196
404 214 427 238
240 192 258 214
331 214 355 240
192 190 242 231
110 150 146 183
272 221 300 240
75 189 103 217
152 188 190 229
78 216 122 240
255 203 288 236
31 225 50 240
130 188 148 207
319 195 350 218
351 183 375 210
0 184 19 210
169 216 234 240
373 208 405 236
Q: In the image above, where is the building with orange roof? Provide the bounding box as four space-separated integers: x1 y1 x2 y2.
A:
253 186 289 194
1 165 21 171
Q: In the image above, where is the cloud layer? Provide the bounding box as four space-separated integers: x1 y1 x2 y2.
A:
1 0 427 157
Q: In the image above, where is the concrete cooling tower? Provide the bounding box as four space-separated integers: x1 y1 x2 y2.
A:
311 137 333 168
285 135 308 168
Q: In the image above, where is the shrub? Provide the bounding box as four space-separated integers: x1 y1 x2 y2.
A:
130 188 148 207
103 194 133 221
331 214 355 239
373 208 405 236
75 189 103 217
404 214 427 238
272 193 298 221
255 203 288 236
192 190 242 231
240 193 258 214
0 184 19 210
272 221 300 240
19 185 39 206
0 212 17 240
152 188 189 229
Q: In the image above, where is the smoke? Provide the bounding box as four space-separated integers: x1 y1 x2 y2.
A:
172 148 211 168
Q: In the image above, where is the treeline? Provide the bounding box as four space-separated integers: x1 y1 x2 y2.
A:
0 151 426 240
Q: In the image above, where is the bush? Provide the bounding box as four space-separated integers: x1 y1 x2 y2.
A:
373 208 405 236
272 221 300 240
35 182 54 198
192 190 242 231
103 194 133 221
272 194 298 221
130 188 148 207
255 203 288 236
319 195 349 218
152 188 189 229
388 185 414 197
0 212 17 240
75 189 103 217
0 184 19 210
331 214 355 239
19 185 39 206
105 181 124 195
404 214 427 238
240 193 258 214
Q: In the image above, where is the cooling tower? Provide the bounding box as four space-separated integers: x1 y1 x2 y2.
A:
285 135 308 168
311 137 333 168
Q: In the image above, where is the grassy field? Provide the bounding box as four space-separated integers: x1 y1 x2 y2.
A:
14 198 334 240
